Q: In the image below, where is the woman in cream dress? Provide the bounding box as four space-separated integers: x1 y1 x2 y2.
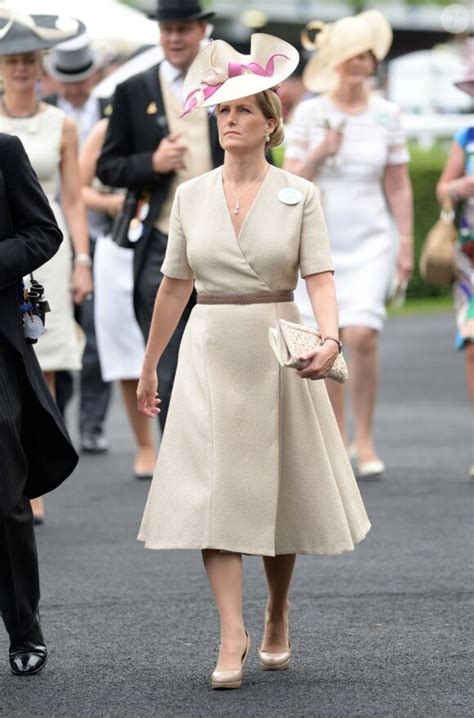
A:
0 57 91 386
79 118 156 479
285 11 414 479
137 35 369 690
0 20 92 521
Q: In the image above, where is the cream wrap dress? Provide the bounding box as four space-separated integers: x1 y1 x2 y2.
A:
138 166 370 556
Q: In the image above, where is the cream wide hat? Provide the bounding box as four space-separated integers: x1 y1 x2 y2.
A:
302 10 393 94
182 33 299 116
0 1 85 57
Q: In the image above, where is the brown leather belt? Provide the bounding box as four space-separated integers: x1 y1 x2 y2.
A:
197 291 294 305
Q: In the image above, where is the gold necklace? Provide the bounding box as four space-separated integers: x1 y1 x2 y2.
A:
223 166 269 215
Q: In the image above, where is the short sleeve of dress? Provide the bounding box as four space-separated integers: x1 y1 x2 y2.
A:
386 105 410 165
285 101 313 162
299 183 334 278
160 188 195 280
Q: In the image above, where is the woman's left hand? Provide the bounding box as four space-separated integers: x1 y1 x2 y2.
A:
70 265 93 304
296 342 339 380
396 240 414 283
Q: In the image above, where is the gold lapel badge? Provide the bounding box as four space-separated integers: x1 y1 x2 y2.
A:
146 102 158 115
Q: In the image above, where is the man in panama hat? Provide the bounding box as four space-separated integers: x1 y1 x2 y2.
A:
97 0 224 433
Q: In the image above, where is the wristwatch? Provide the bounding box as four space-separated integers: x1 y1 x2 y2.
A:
74 253 92 268
323 336 342 353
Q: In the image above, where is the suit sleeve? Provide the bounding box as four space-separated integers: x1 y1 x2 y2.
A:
0 136 62 291
97 79 164 189
299 183 334 278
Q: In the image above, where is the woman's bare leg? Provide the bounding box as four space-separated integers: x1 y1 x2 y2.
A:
43 371 56 400
344 326 380 463
31 371 56 521
120 379 156 473
261 554 296 651
202 550 247 671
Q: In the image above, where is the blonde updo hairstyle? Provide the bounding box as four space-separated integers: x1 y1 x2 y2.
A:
255 88 285 149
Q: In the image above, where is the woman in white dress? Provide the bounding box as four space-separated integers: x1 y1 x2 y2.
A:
0 9 92 520
79 119 156 479
285 11 414 478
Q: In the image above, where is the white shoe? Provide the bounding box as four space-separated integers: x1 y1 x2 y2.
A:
357 460 385 479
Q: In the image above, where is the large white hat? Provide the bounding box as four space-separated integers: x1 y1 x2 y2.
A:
302 10 393 94
0 1 84 57
454 39 474 97
182 33 299 116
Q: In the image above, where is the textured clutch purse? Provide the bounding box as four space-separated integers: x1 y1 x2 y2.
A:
268 319 348 383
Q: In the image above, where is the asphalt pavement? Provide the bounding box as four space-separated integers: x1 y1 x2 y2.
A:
1 311 472 717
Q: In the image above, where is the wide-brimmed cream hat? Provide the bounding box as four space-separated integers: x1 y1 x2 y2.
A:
182 33 299 116
0 1 84 57
302 10 393 93
454 40 474 97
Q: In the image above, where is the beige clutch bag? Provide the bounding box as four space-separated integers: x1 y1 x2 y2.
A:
268 319 349 383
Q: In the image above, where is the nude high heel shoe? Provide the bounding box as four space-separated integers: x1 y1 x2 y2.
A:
211 631 251 690
258 612 291 670
257 643 292 671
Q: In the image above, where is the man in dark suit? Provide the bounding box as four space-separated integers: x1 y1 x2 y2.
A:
0 134 78 675
97 0 224 431
44 33 113 454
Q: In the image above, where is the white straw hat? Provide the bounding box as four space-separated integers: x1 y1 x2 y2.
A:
302 10 393 94
182 33 299 116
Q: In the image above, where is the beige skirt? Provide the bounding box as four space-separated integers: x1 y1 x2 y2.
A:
138 301 370 556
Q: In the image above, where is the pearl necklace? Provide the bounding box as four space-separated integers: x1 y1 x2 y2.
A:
223 166 269 215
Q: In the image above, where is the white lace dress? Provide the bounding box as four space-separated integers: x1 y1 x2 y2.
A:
286 93 409 331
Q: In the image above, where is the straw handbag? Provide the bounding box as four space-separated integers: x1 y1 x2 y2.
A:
419 202 457 286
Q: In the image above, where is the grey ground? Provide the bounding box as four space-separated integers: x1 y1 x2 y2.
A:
1 311 472 717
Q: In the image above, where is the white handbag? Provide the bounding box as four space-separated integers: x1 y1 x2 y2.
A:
268 319 348 383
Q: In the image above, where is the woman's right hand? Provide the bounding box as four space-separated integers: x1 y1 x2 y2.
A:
314 129 344 163
108 193 125 217
450 176 474 200
137 369 161 418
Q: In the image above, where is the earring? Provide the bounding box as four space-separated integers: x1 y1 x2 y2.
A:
265 134 270 143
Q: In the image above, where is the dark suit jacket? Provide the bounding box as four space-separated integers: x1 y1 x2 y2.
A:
0 134 78 498
96 63 225 284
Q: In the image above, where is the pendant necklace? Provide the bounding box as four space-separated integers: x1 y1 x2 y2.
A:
1 98 40 118
224 166 269 215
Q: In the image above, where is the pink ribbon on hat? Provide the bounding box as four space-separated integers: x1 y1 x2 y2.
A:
181 53 289 117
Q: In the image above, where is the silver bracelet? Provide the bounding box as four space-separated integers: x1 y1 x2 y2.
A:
74 253 92 268
322 336 342 353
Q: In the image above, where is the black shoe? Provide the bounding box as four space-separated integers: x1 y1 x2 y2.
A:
81 431 109 454
9 640 47 676
9 616 47 677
